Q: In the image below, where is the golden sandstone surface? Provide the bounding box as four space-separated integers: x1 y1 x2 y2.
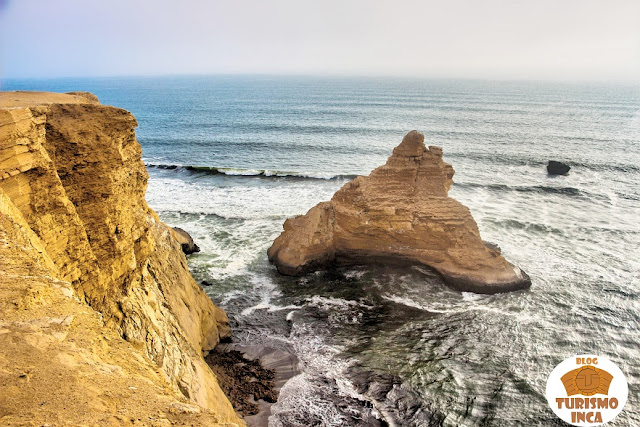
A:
269 130 531 294
0 92 243 426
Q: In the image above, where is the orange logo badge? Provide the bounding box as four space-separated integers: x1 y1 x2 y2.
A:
561 365 613 396
546 355 628 426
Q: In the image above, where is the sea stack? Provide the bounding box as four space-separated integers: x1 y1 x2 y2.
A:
268 130 531 294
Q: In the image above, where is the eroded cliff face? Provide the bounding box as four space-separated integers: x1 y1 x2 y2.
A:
0 92 242 425
268 130 531 294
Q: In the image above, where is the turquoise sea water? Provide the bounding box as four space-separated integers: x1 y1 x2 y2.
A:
3 76 639 426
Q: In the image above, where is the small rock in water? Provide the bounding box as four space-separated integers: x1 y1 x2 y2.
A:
547 160 571 175
172 227 200 254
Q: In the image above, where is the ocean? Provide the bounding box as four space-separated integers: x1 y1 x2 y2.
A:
3 76 638 426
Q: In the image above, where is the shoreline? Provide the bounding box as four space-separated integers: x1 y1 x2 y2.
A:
206 344 301 426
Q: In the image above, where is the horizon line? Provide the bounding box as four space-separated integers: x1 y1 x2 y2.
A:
1 71 639 86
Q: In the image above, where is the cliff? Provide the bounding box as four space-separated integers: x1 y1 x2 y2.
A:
0 92 243 425
268 130 531 294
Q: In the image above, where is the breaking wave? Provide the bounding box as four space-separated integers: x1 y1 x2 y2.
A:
146 163 358 181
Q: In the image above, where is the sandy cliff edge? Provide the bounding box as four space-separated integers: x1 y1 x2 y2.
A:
268 130 531 294
0 91 243 426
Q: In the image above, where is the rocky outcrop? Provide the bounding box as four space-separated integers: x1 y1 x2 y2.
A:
0 92 243 425
268 130 531 294
173 227 201 255
547 160 571 175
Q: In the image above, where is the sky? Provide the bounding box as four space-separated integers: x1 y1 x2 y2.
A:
1 0 639 81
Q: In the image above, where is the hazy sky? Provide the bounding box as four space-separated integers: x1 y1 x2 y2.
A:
1 0 639 80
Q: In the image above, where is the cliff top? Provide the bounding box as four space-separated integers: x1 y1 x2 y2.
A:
0 91 100 108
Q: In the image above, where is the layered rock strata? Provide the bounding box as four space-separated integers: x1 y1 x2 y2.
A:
268 130 531 293
0 92 242 425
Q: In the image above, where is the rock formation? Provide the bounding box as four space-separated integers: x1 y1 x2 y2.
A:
547 160 571 175
0 92 243 425
268 130 531 294
173 227 201 254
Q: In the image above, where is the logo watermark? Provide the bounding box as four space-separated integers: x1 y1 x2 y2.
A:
546 355 628 426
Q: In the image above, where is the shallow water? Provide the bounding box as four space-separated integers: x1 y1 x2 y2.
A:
4 76 639 425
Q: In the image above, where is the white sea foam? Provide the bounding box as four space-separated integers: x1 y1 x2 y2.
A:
271 321 391 426
241 303 301 316
342 269 367 279
461 291 486 302
270 374 349 427
305 295 364 309
381 293 457 314
218 290 244 305
217 167 263 176
146 175 342 220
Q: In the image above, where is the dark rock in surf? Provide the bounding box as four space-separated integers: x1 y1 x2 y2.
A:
547 161 571 175
172 227 201 254
483 241 501 254
205 347 277 416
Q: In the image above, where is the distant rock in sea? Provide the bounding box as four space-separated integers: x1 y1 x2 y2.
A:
173 227 201 254
547 160 571 175
268 130 531 294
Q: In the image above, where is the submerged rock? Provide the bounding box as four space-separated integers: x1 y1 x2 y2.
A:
172 227 201 254
268 130 531 294
547 160 571 175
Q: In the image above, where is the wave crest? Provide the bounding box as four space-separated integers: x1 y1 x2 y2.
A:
146 163 358 181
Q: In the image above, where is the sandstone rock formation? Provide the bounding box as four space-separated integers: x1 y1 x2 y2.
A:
0 92 243 425
173 227 201 254
268 130 531 294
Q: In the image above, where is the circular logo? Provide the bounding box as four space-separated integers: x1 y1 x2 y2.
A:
546 355 628 426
